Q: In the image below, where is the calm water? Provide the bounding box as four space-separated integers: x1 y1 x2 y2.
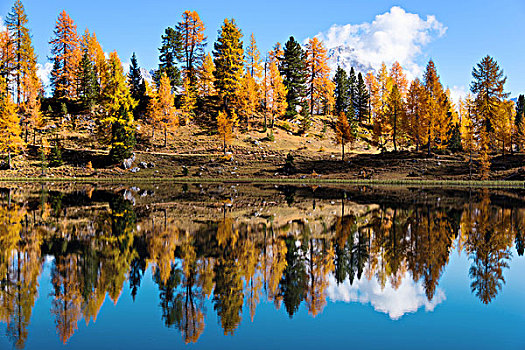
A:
0 183 525 349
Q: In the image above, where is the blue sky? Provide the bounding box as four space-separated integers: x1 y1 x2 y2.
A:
1 0 524 99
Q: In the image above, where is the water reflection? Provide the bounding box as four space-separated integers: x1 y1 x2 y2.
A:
0 184 523 347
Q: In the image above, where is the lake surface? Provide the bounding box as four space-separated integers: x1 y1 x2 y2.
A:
0 183 524 349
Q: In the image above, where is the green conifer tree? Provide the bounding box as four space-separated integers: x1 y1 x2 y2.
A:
154 27 182 89
333 66 350 116
281 36 308 118
355 72 370 122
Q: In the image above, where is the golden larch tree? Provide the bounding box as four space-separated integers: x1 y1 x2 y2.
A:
176 10 207 86
0 76 24 168
389 62 408 98
180 76 197 125
49 10 81 98
335 112 355 161
265 56 288 129
217 110 235 155
198 53 215 97
157 72 178 147
5 0 38 104
246 33 263 80
305 37 331 118
213 18 244 114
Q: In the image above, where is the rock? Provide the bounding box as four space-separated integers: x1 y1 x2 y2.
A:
122 153 136 169
148 162 155 168
130 167 140 173
139 161 148 169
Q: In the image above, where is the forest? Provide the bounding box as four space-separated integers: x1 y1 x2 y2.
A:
0 0 524 180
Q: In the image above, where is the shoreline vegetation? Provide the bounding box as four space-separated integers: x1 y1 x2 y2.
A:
1 177 525 188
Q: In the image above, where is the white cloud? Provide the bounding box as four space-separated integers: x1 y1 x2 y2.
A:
316 6 447 80
326 273 446 320
449 85 467 105
36 62 53 95
0 16 5 32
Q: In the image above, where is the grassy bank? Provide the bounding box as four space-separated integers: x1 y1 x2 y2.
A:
1 176 524 188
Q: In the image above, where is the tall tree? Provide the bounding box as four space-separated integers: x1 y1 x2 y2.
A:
180 76 196 125
77 51 98 110
127 53 145 102
281 36 307 118
0 30 14 94
175 11 206 86
155 27 182 89
333 66 350 116
237 71 259 129
305 37 331 119
0 76 24 168
127 52 146 116
515 95 525 151
5 0 38 104
471 56 509 175
386 84 405 151
265 55 287 129
355 73 370 123
101 52 137 163
471 56 509 134
157 72 177 147
246 34 263 80
348 67 357 118
389 62 408 98
81 29 106 91
197 53 215 97
335 112 355 161
406 78 428 151
49 10 80 99
423 60 449 153
213 18 244 114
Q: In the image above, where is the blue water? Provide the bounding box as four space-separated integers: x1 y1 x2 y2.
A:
1 185 525 349
1 249 523 350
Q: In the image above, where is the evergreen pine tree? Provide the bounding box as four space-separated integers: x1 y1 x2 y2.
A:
154 27 182 89
77 51 98 109
355 73 370 122
333 66 350 116
280 36 307 118
348 67 357 119
128 52 146 116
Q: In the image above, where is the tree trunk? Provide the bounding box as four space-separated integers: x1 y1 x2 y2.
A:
164 125 167 148
8 149 11 170
469 149 472 180
393 111 397 152
33 129 36 145
341 138 345 161
223 134 226 155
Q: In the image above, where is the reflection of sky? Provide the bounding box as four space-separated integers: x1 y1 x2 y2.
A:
326 275 446 320
2 250 525 349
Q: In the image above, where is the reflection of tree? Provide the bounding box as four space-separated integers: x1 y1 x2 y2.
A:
5 185 525 348
0 204 42 349
279 237 307 317
305 238 334 317
51 256 82 344
464 193 513 304
213 256 244 335
405 207 456 300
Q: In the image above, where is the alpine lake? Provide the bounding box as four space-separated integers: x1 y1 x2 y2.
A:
0 182 524 349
